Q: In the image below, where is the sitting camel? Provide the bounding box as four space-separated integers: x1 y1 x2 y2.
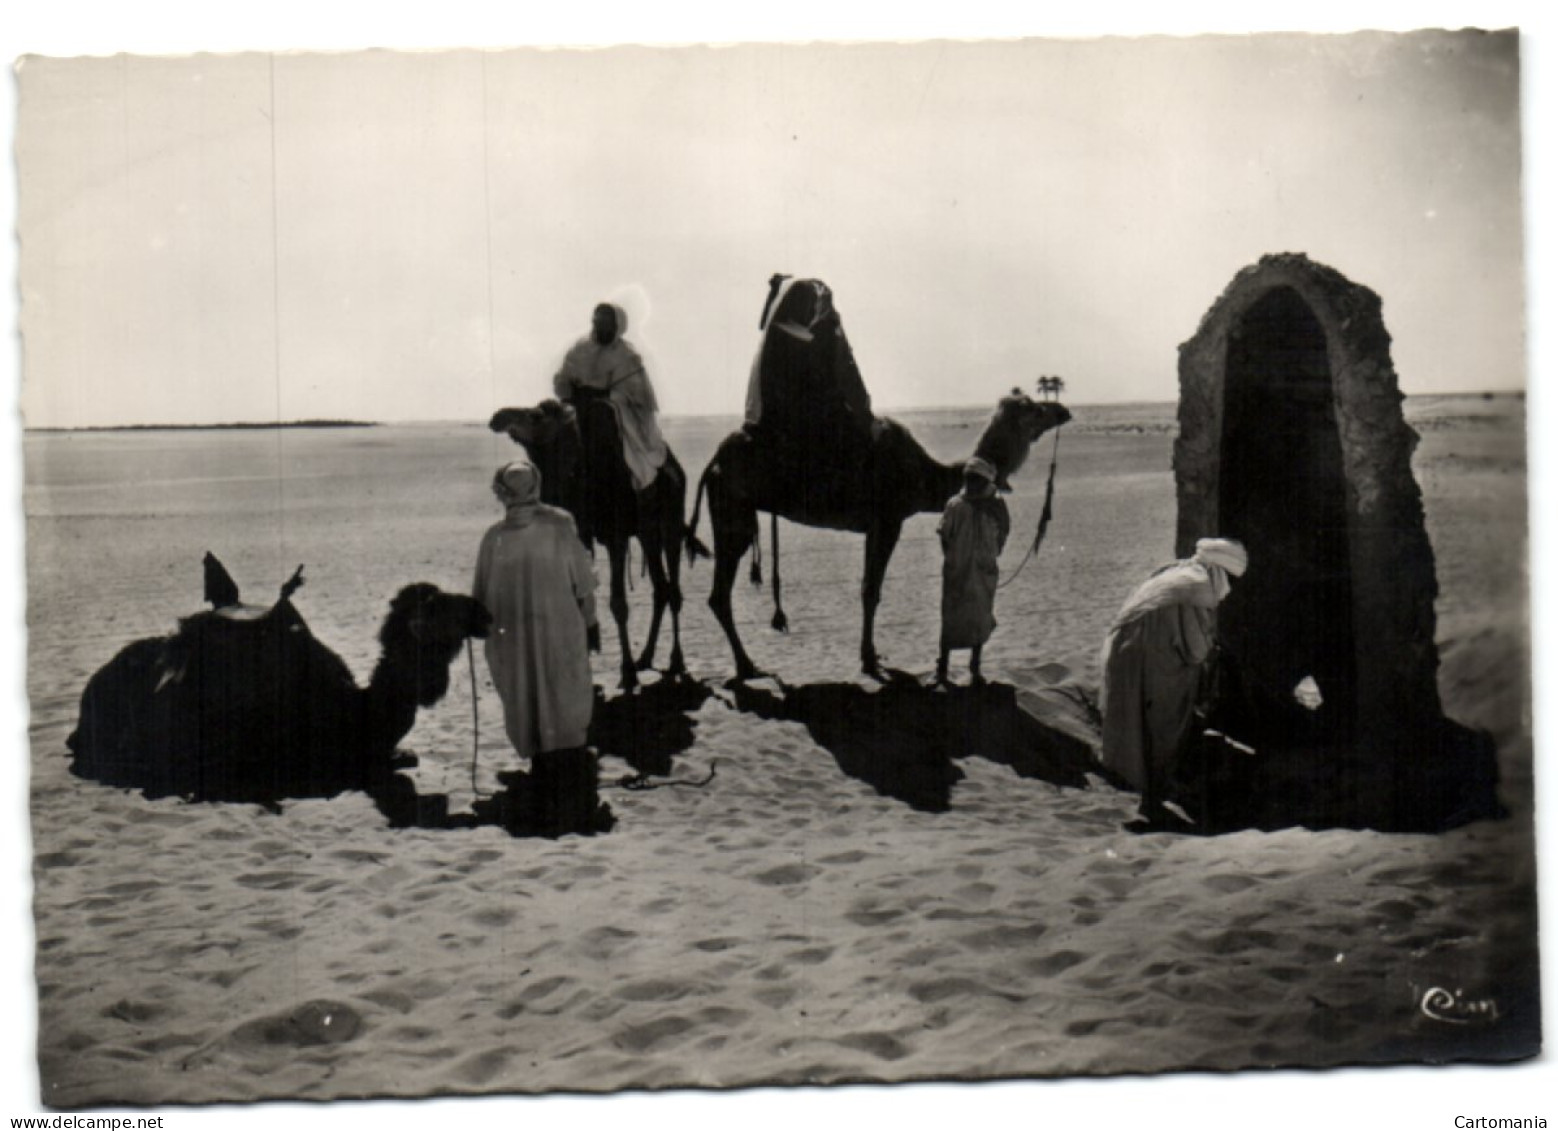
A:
688 392 1070 680
489 396 707 689
66 554 492 814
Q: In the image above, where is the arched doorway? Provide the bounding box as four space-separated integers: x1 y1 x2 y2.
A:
1170 254 1501 831
1217 285 1356 731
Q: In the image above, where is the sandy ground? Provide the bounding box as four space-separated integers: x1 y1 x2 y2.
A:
22 396 1537 1107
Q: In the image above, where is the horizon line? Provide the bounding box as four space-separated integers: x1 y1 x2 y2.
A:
20 388 1526 433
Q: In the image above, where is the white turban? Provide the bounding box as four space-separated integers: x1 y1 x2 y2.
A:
965 456 998 482
494 458 541 507
1194 537 1248 577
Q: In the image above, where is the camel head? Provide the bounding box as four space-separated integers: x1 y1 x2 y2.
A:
488 400 577 449
972 391 1071 490
377 583 493 707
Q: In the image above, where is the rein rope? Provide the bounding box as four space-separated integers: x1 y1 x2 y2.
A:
605 759 719 792
998 427 1064 591
467 638 492 800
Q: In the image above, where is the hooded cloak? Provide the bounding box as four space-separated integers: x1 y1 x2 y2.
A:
743 276 873 454
473 459 599 756
1096 543 1244 791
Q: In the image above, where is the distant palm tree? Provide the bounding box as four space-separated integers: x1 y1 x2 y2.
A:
1037 375 1055 400
1050 375 1066 401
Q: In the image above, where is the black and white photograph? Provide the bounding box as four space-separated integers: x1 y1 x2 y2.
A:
4 5 1552 1127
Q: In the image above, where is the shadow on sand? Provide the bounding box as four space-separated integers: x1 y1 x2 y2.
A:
727 672 1099 813
376 674 713 837
588 674 713 777
1174 707 1506 836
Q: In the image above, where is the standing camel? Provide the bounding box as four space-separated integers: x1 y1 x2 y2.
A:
688 392 1070 680
489 396 707 689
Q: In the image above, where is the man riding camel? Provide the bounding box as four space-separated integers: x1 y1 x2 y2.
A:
743 275 876 471
554 302 669 496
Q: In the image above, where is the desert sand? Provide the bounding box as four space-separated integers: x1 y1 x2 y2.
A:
23 396 1536 1107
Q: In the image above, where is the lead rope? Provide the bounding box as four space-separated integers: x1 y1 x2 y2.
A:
998 427 1064 590
605 760 719 792
468 638 492 800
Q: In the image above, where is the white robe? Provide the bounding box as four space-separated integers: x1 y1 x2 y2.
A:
1097 561 1220 790
938 491 1010 650
553 308 668 492
473 504 598 757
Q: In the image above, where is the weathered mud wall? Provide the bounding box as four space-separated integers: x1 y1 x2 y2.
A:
1174 253 1442 743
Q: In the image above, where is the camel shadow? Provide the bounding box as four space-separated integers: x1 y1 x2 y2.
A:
588 674 713 777
727 673 1097 813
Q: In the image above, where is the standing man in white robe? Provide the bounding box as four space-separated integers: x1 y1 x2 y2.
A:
473 458 605 835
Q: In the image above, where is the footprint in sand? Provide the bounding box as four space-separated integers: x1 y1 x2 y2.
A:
615 978 708 1003
1022 949 1090 977
817 850 870 865
103 880 161 897
579 925 638 961
327 849 391 866
185 999 364 1070
234 871 307 892
846 899 906 927
752 863 822 887
105 999 171 1025
615 1015 697 1054
910 976 1025 1005
1371 899 1420 924
470 907 519 930
34 851 81 870
1207 928 1280 955
453 1047 517 1086
191 965 260 989
959 922 1050 951
251 918 304 942
1200 872 1261 895
515 975 577 1006
787 945 835 965
358 988 416 1015
833 1032 912 1062
753 986 797 1009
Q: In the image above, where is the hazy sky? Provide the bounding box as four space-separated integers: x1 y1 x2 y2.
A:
15 31 1524 427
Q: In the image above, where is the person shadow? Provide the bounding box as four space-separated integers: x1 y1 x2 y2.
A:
374 674 713 837
726 670 1099 813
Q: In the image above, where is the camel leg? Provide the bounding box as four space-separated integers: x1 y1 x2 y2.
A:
605 538 637 691
709 506 761 682
662 507 688 677
860 520 903 678
634 534 668 674
634 535 679 675
633 474 688 677
770 512 788 633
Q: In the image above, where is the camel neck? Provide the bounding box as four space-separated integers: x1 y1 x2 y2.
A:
362 649 451 751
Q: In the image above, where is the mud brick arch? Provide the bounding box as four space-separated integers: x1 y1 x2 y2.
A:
1173 253 1442 746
